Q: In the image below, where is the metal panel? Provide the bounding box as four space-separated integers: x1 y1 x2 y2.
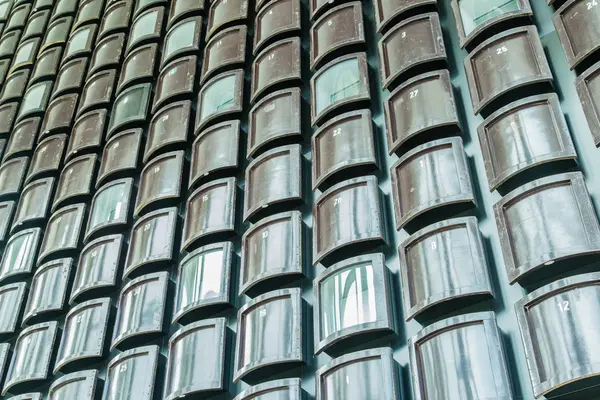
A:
248 87 301 159
30 46 62 85
0 69 29 104
163 318 227 399
98 0 132 41
107 83 152 138
26 134 66 183
111 271 168 350
89 33 125 76
234 288 303 383
464 26 553 114
576 59 600 145
73 0 103 29
0 228 41 283
40 16 72 50
38 203 85 264
554 0 600 69
124 207 177 278
3 321 58 395
182 177 236 251
144 100 191 162
161 15 202 67
206 0 248 40
40 94 78 139
8 394 43 400
52 154 97 212
409 312 513 400
103 345 159 400
0 282 26 334
168 0 204 28
0 102 18 136
478 93 577 191
173 242 233 324
311 109 377 190
48 370 98 400
240 211 302 296
11 177 54 230
234 378 302 400
135 150 184 216
22 258 72 324
52 57 88 99
153 56 196 113
314 254 394 354
201 25 247 84
313 176 384 265
3 117 40 161
97 129 142 188
0 342 9 385
494 172 600 283
76 70 117 117
0 200 14 241
390 137 475 230
254 0 300 55
86 178 133 241
117 43 158 93
251 37 301 103
243 144 302 223
0 157 28 198
55 298 111 373
315 347 398 400
70 234 124 303
399 217 493 320
310 52 370 126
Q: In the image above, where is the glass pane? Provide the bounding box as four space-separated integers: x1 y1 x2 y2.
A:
323 358 385 400
89 182 126 230
1 233 36 276
66 27 91 56
315 58 360 115
176 248 225 312
164 20 195 60
320 262 377 338
131 10 158 42
200 74 236 121
13 41 34 66
459 0 520 36
109 85 149 130
20 82 49 114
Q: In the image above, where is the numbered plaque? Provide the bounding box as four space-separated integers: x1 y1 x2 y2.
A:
76 70 117 117
4 117 40 161
576 60 600 145
248 87 301 158
70 234 124 303
126 7 164 53
153 56 196 112
23 258 72 324
164 318 227 399
312 109 377 190
494 172 600 283
40 94 78 138
254 0 300 54
145 100 191 162
378 13 446 89
135 151 184 216
202 25 247 84
48 370 99 400
97 128 142 187
86 178 133 241
26 134 66 183
315 348 398 400
516 273 600 398
196 69 244 131
12 177 54 231
311 52 370 126
124 207 177 278
111 271 168 350
391 137 475 230
0 157 28 198
0 282 26 334
479 93 576 191
400 217 493 320
55 298 111 372
173 242 233 324
206 0 248 40
3 321 58 395
251 37 301 103
313 176 384 265
168 0 204 28
465 26 552 114
107 83 152 138
243 144 302 223
311 2 365 70
182 177 236 251
103 345 159 400
52 154 97 211
234 379 302 400
452 0 532 49
99 1 132 41
190 120 240 188
162 16 202 67
314 254 394 354
117 43 158 93
0 228 41 284
409 312 513 400
554 0 600 69
384 70 459 154
234 288 303 383
240 211 302 297
38 204 85 264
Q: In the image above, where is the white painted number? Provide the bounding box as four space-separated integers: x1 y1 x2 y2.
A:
268 53 275 60
588 0 598 9
328 20 333 26
203 194 209 202
496 45 508 55
154 166 160 173
558 301 570 312
401 31 406 38
261 231 269 239
120 364 128 372
332 128 342 137
409 89 419 99
334 197 342 206
431 241 437 250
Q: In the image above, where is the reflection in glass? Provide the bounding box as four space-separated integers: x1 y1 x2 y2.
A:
19 82 50 116
315 58 360 115
459 0 520 36
0 231 37 278
176 249 224 313
131 10 158 43
65 26 91 57
320 263 376 338
200 74 236 121
109 85 150 132
89 182 126 232
164 20 195 60
13 41 34 66
323 358 385 400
